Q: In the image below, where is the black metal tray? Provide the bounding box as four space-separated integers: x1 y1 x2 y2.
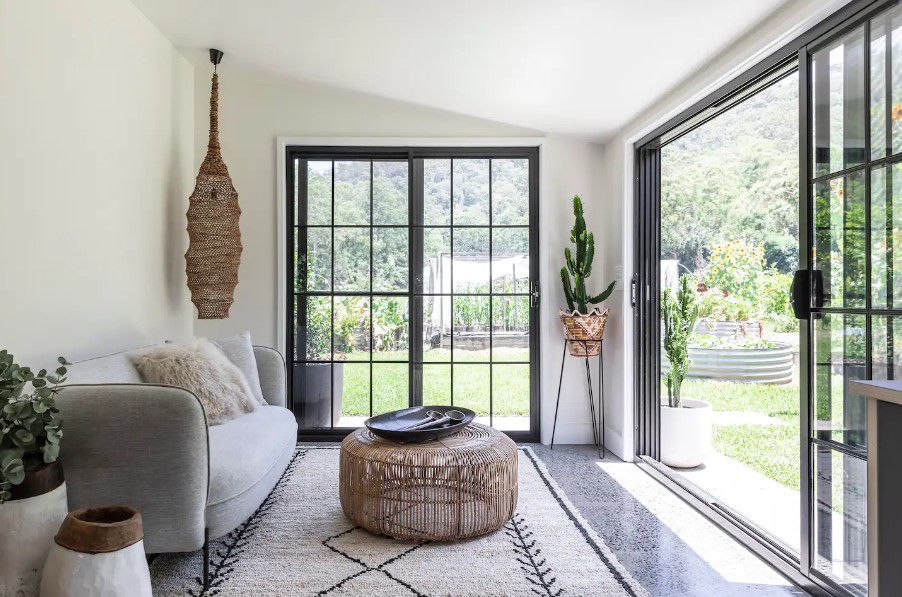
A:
364 405 476 443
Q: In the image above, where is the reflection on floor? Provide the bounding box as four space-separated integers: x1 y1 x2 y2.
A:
337 415 530 431
527 444 808 597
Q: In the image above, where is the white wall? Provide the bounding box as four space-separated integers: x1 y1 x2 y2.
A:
596 0 851 461
192 68 610 446
0 0 195 367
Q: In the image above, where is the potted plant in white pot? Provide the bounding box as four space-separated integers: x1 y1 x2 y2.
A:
0 350 69 597
660 275 711 468
559 195 616 356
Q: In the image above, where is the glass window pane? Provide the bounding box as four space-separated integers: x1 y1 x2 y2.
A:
305 296 332 362
870 7 902 160
813 313 867 447
813 26 866 177
423 295 450 362
492 296 529 362
492 228 529 293
452 296 490 363
334 228 370 292
814 171 866 308
453 364 489 417
453 228 490 292
422 228 450 294
871 163 902 309
872 315 902 380
372 297 408 361
813 447 867 592
492 365 530 430
453 159 489 225
294 362 339 428
373 228 408 291
422 364 451 405
338 362 369 424
305 228 331 291
373 161 408 225
423 159 450 225
491 158 529 225
373 363 408 415
306 161 332 225
334 161 370 225
333 296 370 360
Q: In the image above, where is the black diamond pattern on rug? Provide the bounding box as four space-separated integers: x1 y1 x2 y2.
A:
316 527 430 596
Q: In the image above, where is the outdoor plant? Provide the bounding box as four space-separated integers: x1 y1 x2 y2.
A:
560 195 615 312
662 275 699 408
0 350 68 503
704 240 765 305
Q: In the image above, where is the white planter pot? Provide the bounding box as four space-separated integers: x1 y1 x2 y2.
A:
660 398 712 468
39 505 152 597
0 479 68 597
41 540 152 597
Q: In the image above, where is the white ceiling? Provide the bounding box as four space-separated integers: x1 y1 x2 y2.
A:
130 0 791 139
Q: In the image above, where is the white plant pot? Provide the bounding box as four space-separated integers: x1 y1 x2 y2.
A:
0 481 68 597
39 505 152 597
660 398 712 468
41 540 152 597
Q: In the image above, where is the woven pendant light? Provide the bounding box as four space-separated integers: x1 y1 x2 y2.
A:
185 49 242 319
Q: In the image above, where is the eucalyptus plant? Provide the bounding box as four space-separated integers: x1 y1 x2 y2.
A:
0 350 68 503
662 275 699 409
560 195 615 313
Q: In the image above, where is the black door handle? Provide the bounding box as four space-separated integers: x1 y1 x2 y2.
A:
811 270 825 308
790 270 810 320
790 270 826 320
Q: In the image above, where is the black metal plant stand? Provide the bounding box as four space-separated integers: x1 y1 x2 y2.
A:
550 338 606 458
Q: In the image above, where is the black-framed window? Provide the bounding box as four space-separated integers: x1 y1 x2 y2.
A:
286 146 540 441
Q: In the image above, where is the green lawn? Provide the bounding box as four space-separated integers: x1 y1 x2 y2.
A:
680 379 801 490
333 348 530 417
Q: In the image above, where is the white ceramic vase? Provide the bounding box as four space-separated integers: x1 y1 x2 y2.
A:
40 505 152 597
0 464 68 597
41 540 152 597
660 398 712 468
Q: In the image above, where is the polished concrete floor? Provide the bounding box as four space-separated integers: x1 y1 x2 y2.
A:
527 444 809 597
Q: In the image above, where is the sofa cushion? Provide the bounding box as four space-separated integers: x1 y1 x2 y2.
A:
129 339 259 426
206 406 298 538
214 332 267 406
66 351 142 384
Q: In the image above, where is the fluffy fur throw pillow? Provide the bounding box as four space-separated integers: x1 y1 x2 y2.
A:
130 339 259 425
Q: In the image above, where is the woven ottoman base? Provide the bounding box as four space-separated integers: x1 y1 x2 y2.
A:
339 424 518 540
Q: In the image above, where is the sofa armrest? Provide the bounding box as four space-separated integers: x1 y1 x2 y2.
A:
253 346 287 408
56 384 209 554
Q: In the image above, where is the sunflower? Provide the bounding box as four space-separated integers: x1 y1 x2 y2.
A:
893 104 902 121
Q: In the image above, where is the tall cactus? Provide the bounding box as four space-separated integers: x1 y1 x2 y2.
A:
662 274 699 408
560 195 615 313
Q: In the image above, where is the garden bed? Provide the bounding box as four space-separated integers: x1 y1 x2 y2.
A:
662 337 793 384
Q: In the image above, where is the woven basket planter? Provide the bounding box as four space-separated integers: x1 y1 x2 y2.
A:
559 308 608 357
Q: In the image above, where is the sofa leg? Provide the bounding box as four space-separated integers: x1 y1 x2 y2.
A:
203 528 210 591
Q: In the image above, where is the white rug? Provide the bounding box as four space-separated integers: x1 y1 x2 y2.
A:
151 446 647 597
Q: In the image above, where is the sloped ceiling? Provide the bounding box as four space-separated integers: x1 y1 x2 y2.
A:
130 0 792 139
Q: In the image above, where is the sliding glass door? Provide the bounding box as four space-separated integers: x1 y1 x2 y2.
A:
287 147 539 440
632 2 902 595
804 5 902 592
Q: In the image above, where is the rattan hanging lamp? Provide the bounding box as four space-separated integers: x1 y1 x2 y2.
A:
185 49 242 319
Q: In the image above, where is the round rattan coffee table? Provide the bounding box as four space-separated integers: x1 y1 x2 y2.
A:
339 423 518 540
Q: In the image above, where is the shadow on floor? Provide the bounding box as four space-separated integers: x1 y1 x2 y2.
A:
524 443 811 597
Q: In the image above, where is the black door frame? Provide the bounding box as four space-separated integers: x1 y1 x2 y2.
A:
286 145 541 442
633 1 895 595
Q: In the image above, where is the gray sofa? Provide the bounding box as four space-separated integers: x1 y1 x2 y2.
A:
56 343 297 583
